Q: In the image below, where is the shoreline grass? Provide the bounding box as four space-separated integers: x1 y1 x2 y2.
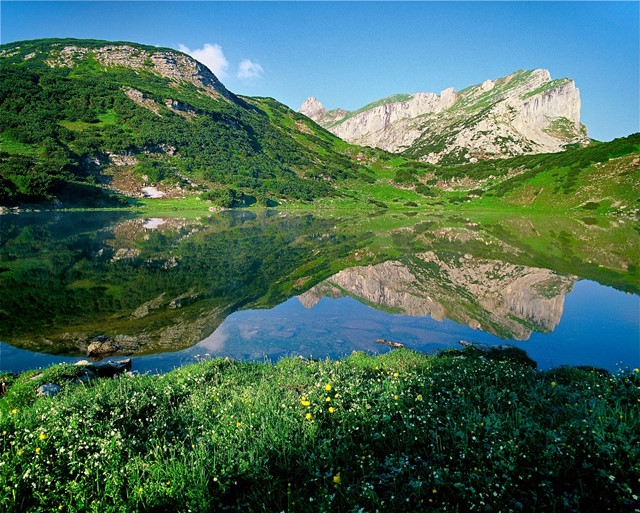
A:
1 348 638 512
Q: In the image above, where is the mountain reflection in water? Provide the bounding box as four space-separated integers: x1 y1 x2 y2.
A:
0 210 637 373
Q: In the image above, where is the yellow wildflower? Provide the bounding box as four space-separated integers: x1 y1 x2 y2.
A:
325 384 332 392
236 421 242 428
329 407 335 413
416 394 423 401
634 368 639 373
10 409 17 415
39 433 46 441
551 381 557 387
325 397 331 402
333 472 341 484
305 413 312 420
394 395 399 401
35 447 41 454
301 399 311 407
138 487 143 493
393 372 399 378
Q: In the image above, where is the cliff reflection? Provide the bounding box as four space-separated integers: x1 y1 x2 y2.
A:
299 253 575 340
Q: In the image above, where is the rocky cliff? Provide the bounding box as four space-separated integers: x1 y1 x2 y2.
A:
298 252 575 340
35 42 235 101
299 69 589 164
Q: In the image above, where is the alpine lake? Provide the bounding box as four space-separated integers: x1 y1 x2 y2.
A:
1 208 638 375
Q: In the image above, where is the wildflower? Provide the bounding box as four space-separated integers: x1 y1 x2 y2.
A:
11 409 17 415
325 397 331 402
393 372 399 378
301 399 311 407
416 394 423 402
394 395 399 401
138 487 143 493
551 381 557 387
325 384 332 392
39 433 46 441
305 413 312 420
17 449 24 456
58 506 63 511
329 407 335 413
634 368 639 373
35 447 41 454
236 421 242 428
333 472 341 484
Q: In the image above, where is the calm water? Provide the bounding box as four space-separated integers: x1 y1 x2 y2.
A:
1 210 638 373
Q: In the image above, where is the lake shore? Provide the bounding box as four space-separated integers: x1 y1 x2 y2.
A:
1 348 638 512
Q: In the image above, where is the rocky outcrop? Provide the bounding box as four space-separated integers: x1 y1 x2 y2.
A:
45 44 234 101
299 69 589 163
298 252 576 340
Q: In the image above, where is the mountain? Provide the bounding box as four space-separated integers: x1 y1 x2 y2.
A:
299 69 590 164
0 38 374 207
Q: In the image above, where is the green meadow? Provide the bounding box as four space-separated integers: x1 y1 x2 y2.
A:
1 349 638 512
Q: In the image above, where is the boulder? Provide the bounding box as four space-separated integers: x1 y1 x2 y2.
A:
37 383 63 397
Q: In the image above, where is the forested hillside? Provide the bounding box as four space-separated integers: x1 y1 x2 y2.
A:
0 39 373 207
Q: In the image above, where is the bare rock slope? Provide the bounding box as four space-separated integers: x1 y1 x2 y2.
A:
300 69 589 164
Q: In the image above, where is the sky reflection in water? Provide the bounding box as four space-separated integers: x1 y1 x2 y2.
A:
129 279 639 374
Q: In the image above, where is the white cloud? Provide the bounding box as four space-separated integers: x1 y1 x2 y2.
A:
237 59 264 81
178 43 229 78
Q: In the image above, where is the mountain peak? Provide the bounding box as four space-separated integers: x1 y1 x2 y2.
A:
299 97 326 117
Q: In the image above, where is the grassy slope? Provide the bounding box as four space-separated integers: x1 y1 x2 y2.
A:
1 349 638 513
0 39 375 207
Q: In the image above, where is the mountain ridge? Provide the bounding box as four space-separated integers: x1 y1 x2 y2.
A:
299 69 589 164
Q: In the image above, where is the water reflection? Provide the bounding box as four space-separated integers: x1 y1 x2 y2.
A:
0 210 637 372
299 254 575 340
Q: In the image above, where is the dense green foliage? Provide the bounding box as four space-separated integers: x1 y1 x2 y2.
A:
1 349 638 512
0 39 372 206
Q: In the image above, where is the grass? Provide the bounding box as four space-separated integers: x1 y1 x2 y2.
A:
1 348 638 512
0 133 41 156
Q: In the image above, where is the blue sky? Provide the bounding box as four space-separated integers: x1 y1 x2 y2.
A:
1 1 638 142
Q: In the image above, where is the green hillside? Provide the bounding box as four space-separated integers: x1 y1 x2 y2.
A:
0 39 638 214
0 39 373 207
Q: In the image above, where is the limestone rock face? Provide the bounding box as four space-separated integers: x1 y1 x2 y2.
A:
299 69 589 164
